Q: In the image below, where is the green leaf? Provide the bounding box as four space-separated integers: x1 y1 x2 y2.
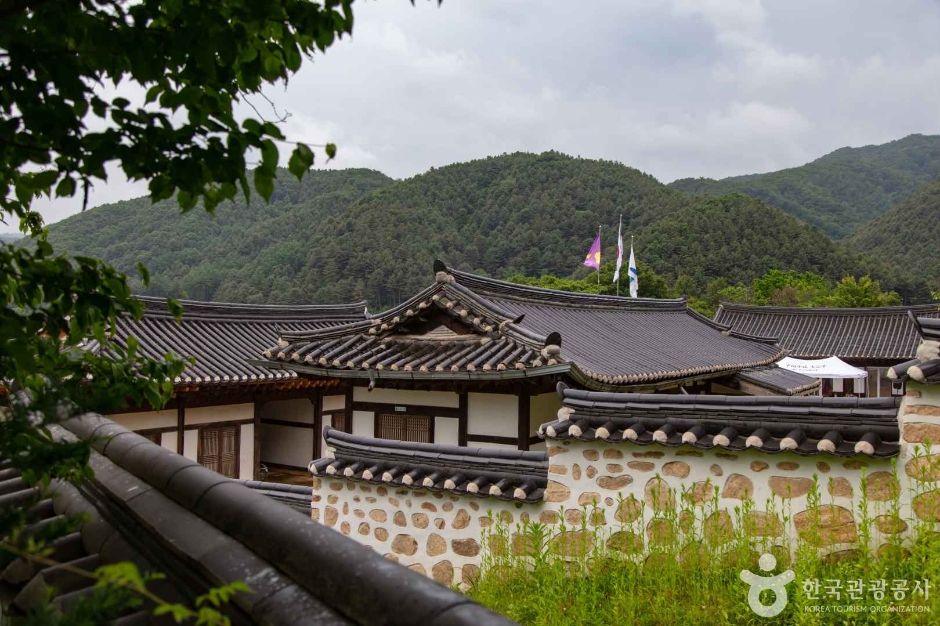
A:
166 298 183 322
260 140 278 173
287 143 314 179
325 143 337 160
32 170 59 191
137 262 150 286
177 190 197 212
253 168 274 202
55 177 77 198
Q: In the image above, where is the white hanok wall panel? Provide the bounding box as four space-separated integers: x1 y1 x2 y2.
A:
352 387 460 407
467 393 517 439
109 409 176 431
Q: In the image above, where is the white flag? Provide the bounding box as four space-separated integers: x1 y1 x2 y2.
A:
628 241 638 298
613 217 624 283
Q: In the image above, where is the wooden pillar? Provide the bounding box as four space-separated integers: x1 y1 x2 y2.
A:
344 386 354 434
312 388 323 459
517 386 530 451
458 392 468 447
176 396 186 455
253 399 264 480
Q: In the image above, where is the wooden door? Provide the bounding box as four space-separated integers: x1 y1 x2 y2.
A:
198 424 240 478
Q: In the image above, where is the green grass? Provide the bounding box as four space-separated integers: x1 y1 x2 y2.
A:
468 464 940 625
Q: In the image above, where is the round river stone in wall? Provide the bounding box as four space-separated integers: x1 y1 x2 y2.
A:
374 527 389 541
412 513 429 529
452 509 470 529
794 505 857 546
370 509 387 523
662 461 690 478
913 490 940 522
644 477 675 512
583 449 600 461
426 533 446 557
432 560 454 586
604 449 624 459
874 515 908 535
392 534 418 555
615 497 643 523
452 538 480 557
721 474 753 500
750 461 769 472
828 477 853 498
597 475 633 490
393 511 407 527
572 464 582 480
905 454 940 482
544 480 571 503
628 461 654 472
904 423 940 443
768 476 813 499
865 471 900 501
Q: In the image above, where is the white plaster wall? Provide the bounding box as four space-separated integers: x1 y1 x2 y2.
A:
261 398 312 424
109 409 175 430
183 429 198 462
261 424 314 468
467 393 516 438
159 431 177 451
435 417 459 445
353 411 374 438
323 394 345 411
239 423 255 480
353 387 460 407
185 403 253 425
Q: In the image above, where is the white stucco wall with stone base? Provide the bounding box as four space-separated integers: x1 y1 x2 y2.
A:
311 386 940 585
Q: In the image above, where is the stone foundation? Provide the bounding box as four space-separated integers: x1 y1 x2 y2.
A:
311 382 940 587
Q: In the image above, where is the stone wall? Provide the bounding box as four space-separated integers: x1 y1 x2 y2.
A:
899 382 940 528
311 477 529 587
311 386 940 586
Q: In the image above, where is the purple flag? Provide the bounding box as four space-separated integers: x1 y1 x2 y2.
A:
583 232 601 269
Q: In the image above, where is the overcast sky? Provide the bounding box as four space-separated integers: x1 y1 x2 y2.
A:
11 0 940 233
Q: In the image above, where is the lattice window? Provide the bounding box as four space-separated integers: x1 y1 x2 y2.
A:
197 425 240 478
329 410 349 433
139 431 161 445
375 414 432 443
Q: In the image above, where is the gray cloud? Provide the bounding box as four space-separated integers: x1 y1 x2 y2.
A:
9 0 940 233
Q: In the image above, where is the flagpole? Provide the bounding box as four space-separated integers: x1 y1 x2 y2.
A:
597 225 601 287
616 215 622 297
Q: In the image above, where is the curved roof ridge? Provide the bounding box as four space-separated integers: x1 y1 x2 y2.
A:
136 295 368 321
445 265 688 311
716 302 940 316
324 427 548 462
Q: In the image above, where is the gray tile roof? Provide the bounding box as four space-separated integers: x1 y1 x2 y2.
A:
541 383 900 458
312 428 548 503
714 302 940 360
0 415 513 625
106 297 366 386
889 316 940 385
733 366 821 396
262 262 785 390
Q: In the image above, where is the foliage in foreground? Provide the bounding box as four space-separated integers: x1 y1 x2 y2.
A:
2 0 370 620
469 461 940 625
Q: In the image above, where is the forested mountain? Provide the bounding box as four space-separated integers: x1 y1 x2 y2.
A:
44 151 918 307
46 169 395 301
669 134 940 238
849 178 940 292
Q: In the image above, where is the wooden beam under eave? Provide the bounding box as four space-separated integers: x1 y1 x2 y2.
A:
253 398 264 479
312 388 323 459
517 386 530 451
458 392 468 447
344 386 354 434
176 396 186 455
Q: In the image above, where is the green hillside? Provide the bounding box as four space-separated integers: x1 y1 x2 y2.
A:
46 169 395 301
849 178 940 292
44 151 903 307
669 134 940 238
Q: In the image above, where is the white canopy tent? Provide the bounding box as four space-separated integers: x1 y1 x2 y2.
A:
777 356 868 379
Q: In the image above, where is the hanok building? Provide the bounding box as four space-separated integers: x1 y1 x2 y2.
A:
257 262 817 453
99 296 367 479
715 303 940 398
